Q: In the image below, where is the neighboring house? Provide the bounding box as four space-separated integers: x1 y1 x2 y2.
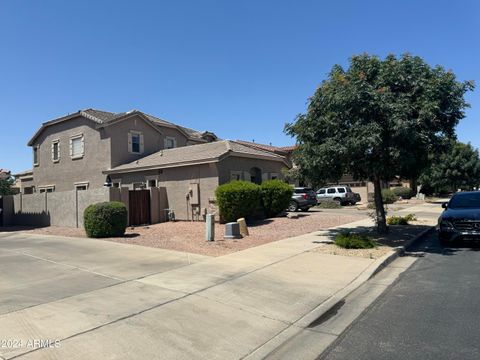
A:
13 169 34 194
235 140 295 165
27 109 218 193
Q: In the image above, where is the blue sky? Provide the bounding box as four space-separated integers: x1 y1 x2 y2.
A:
1 0 478 174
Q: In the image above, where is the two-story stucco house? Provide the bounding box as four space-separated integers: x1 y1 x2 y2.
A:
26 109 218 193
11 109 290 225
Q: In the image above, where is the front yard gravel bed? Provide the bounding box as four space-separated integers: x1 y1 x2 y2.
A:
16 212 364 257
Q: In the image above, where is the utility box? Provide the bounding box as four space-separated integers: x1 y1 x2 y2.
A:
224 222 242 240
205 213 215 241
189 183 200 205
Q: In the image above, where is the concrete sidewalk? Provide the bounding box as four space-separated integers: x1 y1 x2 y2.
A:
0 203 441 360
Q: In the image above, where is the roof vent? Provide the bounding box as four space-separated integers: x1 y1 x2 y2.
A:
126 109 137 114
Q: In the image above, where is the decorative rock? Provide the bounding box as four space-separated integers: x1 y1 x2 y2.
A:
224 222 242 240
237 218 249 237
287 213 299 219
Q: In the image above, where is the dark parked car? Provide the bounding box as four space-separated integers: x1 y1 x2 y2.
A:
438 191 480 244
288 187 317 212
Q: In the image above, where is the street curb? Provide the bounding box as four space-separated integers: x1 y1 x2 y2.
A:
245 225 436 360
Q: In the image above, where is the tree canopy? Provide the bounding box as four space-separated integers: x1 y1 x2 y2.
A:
285 53 473 232
0 176 15 196
419 141 480 194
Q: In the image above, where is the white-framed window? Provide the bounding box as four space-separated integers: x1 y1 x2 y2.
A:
148 179 157 188
164 136 177 149
33 145 39 166
70 134 84 159
74 182 89 191
38 185 55 193
230 171 243 181
51 139 60 162
113 182 121 188
133 182 145 190
128 131 144 154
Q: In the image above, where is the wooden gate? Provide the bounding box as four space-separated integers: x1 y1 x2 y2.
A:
129 190 151 226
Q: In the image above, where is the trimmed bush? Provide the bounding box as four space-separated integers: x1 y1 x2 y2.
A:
317 200 342 209
84 201 128 238
260 180 294 217
391 186 413 199
386 216 408 225
381 189 398 204
387 213 417 225
215 181 261 223
334 232 377 249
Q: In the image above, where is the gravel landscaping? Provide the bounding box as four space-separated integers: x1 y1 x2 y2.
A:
313 223 431 259
13 211 364 257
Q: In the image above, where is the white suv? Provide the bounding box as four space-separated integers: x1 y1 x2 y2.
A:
316 186 360 205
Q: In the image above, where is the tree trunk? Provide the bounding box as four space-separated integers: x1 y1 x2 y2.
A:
373 177 388 234
410 178 418 196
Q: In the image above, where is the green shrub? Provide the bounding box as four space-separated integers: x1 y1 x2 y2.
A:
381 189 398 204
334 232 377 249
404 213 417 222
391 186 413 199
386 216 408 225
260 180 293 217
317 200 342 209
84 201 128 238
215 181 261 223
367 202 377 209
387 213 417 225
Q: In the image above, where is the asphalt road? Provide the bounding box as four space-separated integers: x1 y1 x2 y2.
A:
319 232 480 360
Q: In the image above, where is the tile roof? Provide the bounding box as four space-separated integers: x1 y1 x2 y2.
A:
12 169 33 177
105 140 286 173
235 140 296 155
29 108 217 145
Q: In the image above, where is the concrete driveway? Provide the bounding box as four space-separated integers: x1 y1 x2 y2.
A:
0 220 380 360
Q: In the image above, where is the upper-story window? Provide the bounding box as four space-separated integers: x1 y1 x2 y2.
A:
128 131 144 154
70 134 84 159
165 136 177 149
33 145 39 166
52 140 60 162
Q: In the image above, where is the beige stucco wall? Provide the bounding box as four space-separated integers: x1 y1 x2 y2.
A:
107 115 192 168
4 187 114 227
112 163 219 221
31 116 111 192
217 156 287 185
29 113 204 192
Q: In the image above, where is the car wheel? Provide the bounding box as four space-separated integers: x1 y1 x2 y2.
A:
333 198 342 206
438 232 454 246
288 201 299 212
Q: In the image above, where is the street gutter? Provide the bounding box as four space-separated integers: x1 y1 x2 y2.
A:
244 226 436 360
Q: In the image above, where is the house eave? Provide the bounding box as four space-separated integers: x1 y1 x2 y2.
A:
103 158 220 175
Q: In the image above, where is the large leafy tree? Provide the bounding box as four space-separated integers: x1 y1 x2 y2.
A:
285 53 473 233
0 176 15 196
420 141 480 193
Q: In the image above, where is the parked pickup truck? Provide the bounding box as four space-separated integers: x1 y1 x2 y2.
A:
316 186 361 205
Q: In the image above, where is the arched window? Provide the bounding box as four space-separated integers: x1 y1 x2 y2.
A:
250 167 262 184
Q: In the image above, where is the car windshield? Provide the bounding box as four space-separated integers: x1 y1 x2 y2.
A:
448 192 480 209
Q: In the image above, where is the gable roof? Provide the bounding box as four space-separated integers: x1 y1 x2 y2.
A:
28 108 218 146
104 140 288 174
